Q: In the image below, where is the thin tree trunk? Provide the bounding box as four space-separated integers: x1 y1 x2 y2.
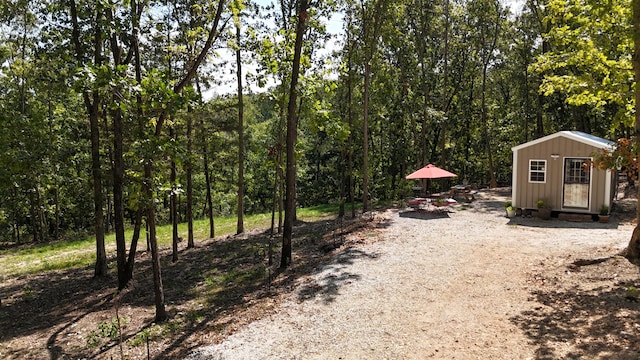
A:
281 0 309 268
360 0 387 213
69 0 107 276
112 101 127 287
524 64 531 143
624 0 640 265
13 195 20 244
439 0 450 172
124 208 143 283
236 22 245 235
186 114 194 248
348 103 355 217
346 30 355 218
481 62 497 188
195 80 215 239
204 145 214 238
478 1 501 189
535 19 550 138
119 0 145 287
144 161 167 322
53 184 59 239
276 86 287 234
37 186 47 242
170 126 179 262
90 106 107 276
105 191 112 234
106 5 128 289
362 61 370 213
271 163 278 235
28 188 37 242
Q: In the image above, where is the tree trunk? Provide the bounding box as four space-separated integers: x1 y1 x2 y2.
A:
360 0 387 212
105 191 112 234
196 79 215 239
478 1 501 189
281 0 309 268
481 62 498 188
54 182 59 240
203 142 214 238
186 114 194 248
170 126 179 262
346 30 356 218
362 61 371 213
90 104 107 277
36 185 47 242
144 161 167 322
275 85 286 234
13 193 20 243
123 208 143 283
524 63 531 143
625 0 640 266
236 22 245 235
439 0 450 174
106 7 128 289
69 0 107 277
112 103 127 288
271 161 278 235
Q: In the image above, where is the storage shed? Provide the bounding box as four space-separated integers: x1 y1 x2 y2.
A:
511 131 616 215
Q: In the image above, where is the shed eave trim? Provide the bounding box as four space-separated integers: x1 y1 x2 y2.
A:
511 131 614 153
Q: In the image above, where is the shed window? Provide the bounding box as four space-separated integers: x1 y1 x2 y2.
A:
529 160 546 183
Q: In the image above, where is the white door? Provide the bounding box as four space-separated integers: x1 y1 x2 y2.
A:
563 158 590 209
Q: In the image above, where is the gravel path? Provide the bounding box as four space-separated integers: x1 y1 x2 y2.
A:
189 190 635 359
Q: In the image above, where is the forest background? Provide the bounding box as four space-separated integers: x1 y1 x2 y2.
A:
0 0 635 321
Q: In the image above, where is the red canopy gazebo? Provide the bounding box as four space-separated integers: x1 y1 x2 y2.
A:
406 164 457 180
406 164 458 198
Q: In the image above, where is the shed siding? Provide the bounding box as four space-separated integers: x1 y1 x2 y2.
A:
514 136 608 213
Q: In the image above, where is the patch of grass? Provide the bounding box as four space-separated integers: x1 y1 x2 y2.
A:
127 329 150 347
185 309 204 323
21 285 34 300
206 268 260 288
86 317 129 348
297 204 341 219
0 204 342 278
161 319 182 335
128 323 164 347
0 236 94 257
198 266 267 305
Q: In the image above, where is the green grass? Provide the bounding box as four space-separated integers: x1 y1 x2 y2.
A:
0 204 343 278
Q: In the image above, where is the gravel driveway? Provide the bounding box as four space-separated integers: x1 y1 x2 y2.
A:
189 189 637 359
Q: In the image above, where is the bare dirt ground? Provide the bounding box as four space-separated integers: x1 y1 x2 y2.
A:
190 188 640 360
2 188 640 359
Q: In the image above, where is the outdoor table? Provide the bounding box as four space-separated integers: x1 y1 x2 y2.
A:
449 185 476 202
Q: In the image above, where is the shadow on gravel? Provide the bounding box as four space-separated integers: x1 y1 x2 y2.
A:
296 248 379 304
399 210 451 220
506 217 621 230
473 199 506 213
511 283 640 359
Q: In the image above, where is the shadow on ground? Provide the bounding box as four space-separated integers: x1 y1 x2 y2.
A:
511 277 640 359
506 216 622 230
296 248 379 304
0 214 386 359
399 209 451 220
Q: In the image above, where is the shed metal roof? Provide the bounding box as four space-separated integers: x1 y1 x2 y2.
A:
511 131 615 152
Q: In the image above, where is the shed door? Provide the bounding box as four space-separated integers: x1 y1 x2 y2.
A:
562 158 590 209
